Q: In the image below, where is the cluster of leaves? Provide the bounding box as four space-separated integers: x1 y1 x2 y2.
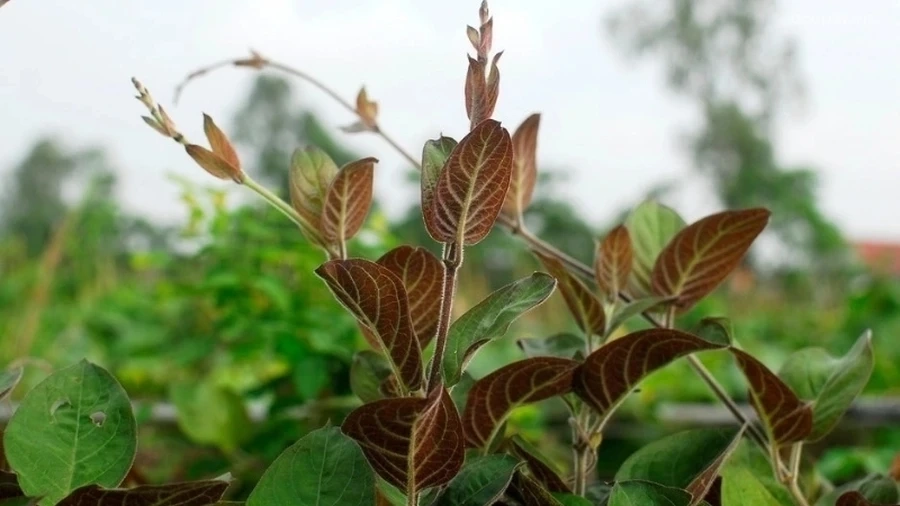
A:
0 1 896 506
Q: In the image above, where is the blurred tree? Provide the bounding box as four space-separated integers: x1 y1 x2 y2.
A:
605 0 848 272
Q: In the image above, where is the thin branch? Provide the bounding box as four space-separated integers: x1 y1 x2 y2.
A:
427 242 463 391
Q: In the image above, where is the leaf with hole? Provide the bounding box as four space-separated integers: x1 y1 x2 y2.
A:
608 480 694 506
462 357 578 448
731 348 812 446
321 157 377 246
433 454 522 506
535 251 606 338
246 426 374 506
0 367 23 402
574 329 727 419
595 225 633 303
616 428 743 506
778 330 874 442
3 360 137 506
503 113 540 220
517 333 584 360
625 201 686 297
424 119 513 245
316 259 424 392
58 476 231 506
377 246 444 347
350 350 394 403
341 387 464 495
651 208 770 313
443 272 556 386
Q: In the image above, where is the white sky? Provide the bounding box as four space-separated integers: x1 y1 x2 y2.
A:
1 0 898 241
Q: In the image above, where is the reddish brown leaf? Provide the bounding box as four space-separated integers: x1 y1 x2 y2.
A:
595 225 634 303
485 52 502 120
377 246 443 347
506 437 571 493
425 119 513 245
466 25 481 52
316 259 424 392
651 208 770 313
356 87 379 129
503 113 540 220
507 471 561 506
574 329 727 417
202 113 240 170
836 491 896 506
462 357 579 448
289 146 339 244
184 145 242 182
535 251 606 338
731 348 812 446
57 478 230 505
341 387 465 495
321 157 377 246
465 57 488 127
421 137 457 243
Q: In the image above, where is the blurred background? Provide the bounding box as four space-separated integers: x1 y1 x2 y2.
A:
1 0 898 497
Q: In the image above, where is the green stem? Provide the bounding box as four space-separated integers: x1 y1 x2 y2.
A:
243 177 307 229
786 443 809 506
426 242 463 391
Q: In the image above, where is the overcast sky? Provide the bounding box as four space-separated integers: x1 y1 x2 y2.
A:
1 0 898 242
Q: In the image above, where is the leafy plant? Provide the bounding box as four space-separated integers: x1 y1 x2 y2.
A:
0 2 892 506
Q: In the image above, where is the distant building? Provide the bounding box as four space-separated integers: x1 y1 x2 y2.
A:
854 241 900 276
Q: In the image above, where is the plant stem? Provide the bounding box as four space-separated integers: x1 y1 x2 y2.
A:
407 491 419 506
786 443 809 506
572 435 589 496
427 242 463 391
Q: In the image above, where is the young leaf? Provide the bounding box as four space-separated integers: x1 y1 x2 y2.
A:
185 145 242 182
534 251 606 338
443 272 557 386
595 225 634 303
692 317 734 347
517 333 584 360
202 113 240 170
506 436 571 493
625 201 686 297
421 136 458 241
425 119 513 245
316 259 424 392
355 87 379 129
350 350 394 403
731 349 812 446
606 296 670 334
247 426 375 506
608 480 693 506
321 157 377 246
341 387 465 495
3 360 137 506
377 246 444 346
0 367 23 402
462 357 579 448
503 113 540 220
574 329 727 418
651 208 770 313
290 146 339 242
778 330 874 442
58 476 231 506
616 427 743 506
433 454 522 506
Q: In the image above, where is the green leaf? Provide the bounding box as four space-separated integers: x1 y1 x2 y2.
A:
421 136 458 237
692 317 734 347
4 360 137 506
0 498 38 506
0 367 23 402
816 474 899 506
289 146 340 244
170 380 250 454
517 333 584 360
507 472 565 506
625 201 686 298
608 481 693 506
506 436 570 493
246 426 375 506
721 441 793 506
616 428 742 504
350 350 394 403
57 476 231 505
778 331 874 441
606 296 670 334
443 272 557 386
552 493 594 506
450 373 476 413
434 454 522 506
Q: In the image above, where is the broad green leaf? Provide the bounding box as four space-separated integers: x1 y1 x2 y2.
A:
377 246 443 346
424 119 513 245
721 440 793 506
692 317 734 346
595 225 634 303
246 426 374 506
616 428 743 506
535 252 606 339
316 259 424 392
443 272 557 386
606 296 670 334
434 454 522 506
816 474 899 506
170 380 250 453
342 387 464 495
503 113 541 221
0 367 23 402
778 331 874 441
574 329 727 419
608 480 693 506
462 357 579 448
349 350 393 403
651 208 770 313
421 136 458 243
321 157 377 246
731 349 812 446
451 373 476 413
4 360 137 506
517 333 584 360
552 493 594 505
58 476 231 505
625 201 686 297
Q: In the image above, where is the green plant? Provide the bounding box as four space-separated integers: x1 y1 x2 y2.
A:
0 2 893 505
